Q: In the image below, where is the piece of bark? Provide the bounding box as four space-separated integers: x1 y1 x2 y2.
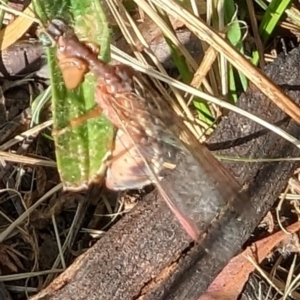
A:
0 41 45 78
29 48 300 300
200 221 300 300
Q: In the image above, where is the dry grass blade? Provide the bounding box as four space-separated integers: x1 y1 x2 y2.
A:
0 3 40 50
0 120 54 151
0 184 63 243
246 255 285 297
0 269 63 282
189 46 218 91
0 151 56 167
43 200 87 287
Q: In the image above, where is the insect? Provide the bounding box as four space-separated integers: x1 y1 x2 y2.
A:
43 18 244 240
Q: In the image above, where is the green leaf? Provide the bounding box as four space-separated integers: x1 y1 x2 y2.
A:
224 0 248 100
33 0 115 190
252 0 292 65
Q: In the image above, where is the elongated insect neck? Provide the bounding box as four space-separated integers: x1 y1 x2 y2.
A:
88 58 114 78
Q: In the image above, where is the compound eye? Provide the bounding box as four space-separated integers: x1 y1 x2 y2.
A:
45 18 70 40
50 18 69 33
